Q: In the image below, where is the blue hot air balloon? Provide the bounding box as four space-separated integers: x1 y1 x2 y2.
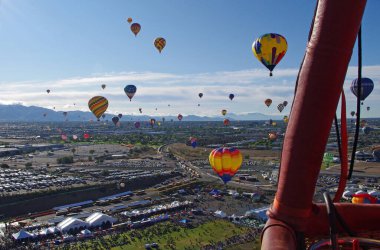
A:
229 94 235 101
350 78 374 101
124 85 137 101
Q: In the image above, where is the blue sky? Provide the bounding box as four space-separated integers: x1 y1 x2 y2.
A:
0 0 378 117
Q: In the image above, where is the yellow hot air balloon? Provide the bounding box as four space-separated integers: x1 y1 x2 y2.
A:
154 37 166 53
88 96 109 120
221 109 227 116
252 33 287 76
209 147 243 184
130 23 141 36
127 17 133 24
283 116 289 123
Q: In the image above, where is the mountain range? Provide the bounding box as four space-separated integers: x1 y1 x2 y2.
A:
0 104 283 122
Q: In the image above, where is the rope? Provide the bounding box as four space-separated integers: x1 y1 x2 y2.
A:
348 26 362 179
323 192 338 250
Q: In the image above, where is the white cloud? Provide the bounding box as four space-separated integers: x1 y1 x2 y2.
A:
0 65 378 116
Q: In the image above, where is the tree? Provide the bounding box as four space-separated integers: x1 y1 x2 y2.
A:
57 156 74 164
0 163 10 169
71 148 76 155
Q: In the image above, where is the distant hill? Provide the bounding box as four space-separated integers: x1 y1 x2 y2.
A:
0 104 283 122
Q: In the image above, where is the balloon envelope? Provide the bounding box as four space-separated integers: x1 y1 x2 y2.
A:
350 77 374 101
130 23 141 36
252 33 287 76
277 104 284 112
134 122 141 128
199 93 203 98
88 96 109 119
127 17 132 23
154 37 166 53
101 84 106 90
124 85 137 101
177 114 183 121
283 101 288 107
209 147 243 184
221 109 227 116
229 94 234 101
118 113 123 119
112 116 119 125
223 119 230 126
265 99 272 107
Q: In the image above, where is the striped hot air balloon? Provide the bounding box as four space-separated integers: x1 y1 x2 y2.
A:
209 147 243 184
88 96 109 119
154 37 166 53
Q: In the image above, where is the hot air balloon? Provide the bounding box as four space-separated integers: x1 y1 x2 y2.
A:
272 122 277 127
43 113 47 117
61 134 67 141
157 121 161 126
360 120 367 128
350 77 374 101
367 106 370 111
139 108 142 113
351 193 378 204
190 137 197 148
102 114 106 119
223 119 230 126
127 17 132 24
72 135 78 140
46 89 50 94
154 37 166 53
63 112 68 117
112 116 119 125
199 93 203 98
117 114 122 119
130 23 141 36
88 96 109 120
283 101 288 107
84 133 90 139
134 121 141 129
277 103 284 112
178 114 183 121
265 99 272 107
221 109 227 116
150 119 156 127
252 33 288 76
155 108 158 111
209 147 243 184
283 116 289 123
322 152 334 168
124 85 137 101
268 132 277 141
229 94 235 101
162 117 166 122
350 111 356 117
198 104 200 107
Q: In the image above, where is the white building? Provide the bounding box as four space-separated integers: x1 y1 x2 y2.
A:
85 212 117 228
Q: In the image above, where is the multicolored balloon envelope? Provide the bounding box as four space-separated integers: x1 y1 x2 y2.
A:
124 85 137 101
178 114 183 121
283 116 289 123
352 193 378 204
350 77 374 101
209 147 243 184
88 96 109 119
130 23 141 36
252 33 287 76
154 37 166 53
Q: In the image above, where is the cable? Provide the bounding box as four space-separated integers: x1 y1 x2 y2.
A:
348 26 362 179
334 114 342 164
323 192 338 250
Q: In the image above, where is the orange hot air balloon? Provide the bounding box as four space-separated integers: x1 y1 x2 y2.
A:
265 99 272 107
209 147 243 184
154 37 166 53
223 119 230 126
268 132 277 140
127 17 132 24
130 23 141 36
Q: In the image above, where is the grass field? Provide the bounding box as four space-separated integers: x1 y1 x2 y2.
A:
66 220 253 250
168 143 281 161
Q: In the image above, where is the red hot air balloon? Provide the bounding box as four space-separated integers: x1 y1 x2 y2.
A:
177 114 183 121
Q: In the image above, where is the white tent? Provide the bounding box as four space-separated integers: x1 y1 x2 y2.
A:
85 212 117 228
369 190 380 198
343 190 354 199
12 230 35 240
214 210 227 218
57 217 88 233
81 229 93 236
355 190 367 195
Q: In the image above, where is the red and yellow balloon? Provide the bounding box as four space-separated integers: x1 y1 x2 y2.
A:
209 147 243 184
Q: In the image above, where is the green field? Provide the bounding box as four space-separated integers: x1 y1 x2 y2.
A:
65 220 254 250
